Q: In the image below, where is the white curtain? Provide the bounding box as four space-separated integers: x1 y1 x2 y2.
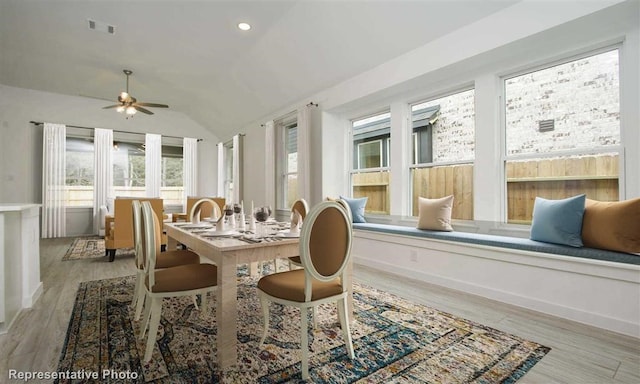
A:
93 128 113 234
232 134 243 204
145 133 162 197
217 142 224 197
42 123 66 238
264 120 275 208
297 106 312 201
183 137 198 206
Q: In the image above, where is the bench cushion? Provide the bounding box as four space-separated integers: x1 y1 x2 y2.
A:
353 223 640 265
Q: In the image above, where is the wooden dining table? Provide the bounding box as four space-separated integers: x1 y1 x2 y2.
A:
163 221 354 371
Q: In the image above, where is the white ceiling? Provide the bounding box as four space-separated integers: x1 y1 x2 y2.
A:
0 0 519 139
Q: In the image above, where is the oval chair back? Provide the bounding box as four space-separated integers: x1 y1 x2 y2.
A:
299 201 353 302
291 198 309 219
189 198 222 224
141 201 161 289
290 198 309 230
335 198 353 224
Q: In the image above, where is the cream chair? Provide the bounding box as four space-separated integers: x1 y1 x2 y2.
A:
139 201 219 362
172 196 225 222
287 198 310 269
257 201 355 380
130 200 202 321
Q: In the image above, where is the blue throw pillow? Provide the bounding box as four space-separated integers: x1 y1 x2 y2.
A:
530 194 586 247
339 196 367 223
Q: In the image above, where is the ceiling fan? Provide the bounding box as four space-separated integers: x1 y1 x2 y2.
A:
103 69 168 117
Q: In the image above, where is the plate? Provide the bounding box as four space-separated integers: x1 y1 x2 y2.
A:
179 224 213 230
277 231 300 238
200 230 239 237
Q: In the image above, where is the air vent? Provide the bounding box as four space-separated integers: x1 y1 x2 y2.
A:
87 19 116 35
538 119 555 132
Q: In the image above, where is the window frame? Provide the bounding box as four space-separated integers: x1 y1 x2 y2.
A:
408 87 476 218
501 45 623 223
275 112 298 210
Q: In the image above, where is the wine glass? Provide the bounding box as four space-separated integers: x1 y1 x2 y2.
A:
223 204 234 225
254 206 270 236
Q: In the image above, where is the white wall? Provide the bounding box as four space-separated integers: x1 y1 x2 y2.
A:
0 85 220 234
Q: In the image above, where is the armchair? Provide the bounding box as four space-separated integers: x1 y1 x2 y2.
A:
104 198 166 262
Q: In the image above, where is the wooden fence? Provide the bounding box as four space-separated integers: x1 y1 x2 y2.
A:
506 154 619 223
352 154 619 223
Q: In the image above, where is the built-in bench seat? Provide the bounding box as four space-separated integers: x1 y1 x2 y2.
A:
350 221 640 338
353 222 640 265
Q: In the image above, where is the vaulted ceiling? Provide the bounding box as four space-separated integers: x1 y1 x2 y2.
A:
0 0 519 139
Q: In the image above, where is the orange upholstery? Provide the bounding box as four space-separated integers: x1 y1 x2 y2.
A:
173 196 225 222
105 198 165 262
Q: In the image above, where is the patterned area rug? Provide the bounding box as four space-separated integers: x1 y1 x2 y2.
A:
56 270 550 383
62 236 135 261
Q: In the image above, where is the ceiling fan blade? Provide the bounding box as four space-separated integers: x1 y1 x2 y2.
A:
135 102 169 108
103 104 121 109
134 105 154 115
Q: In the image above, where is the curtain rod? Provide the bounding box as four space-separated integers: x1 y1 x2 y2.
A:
29 121 203 142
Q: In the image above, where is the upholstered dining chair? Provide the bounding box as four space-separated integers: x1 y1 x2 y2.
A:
139 201 219 362
130 200 202 321
286 198 310 269
257 201 355 380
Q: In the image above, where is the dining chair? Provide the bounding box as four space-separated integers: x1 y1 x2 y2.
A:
286 198 310 270
257 200 355 380
131 200 202 321
139 201 219 362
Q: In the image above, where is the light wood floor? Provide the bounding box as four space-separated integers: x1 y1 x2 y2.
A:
1 237 638 383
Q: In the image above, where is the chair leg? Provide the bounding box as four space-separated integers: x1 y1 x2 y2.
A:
134 283 146 321
144 297 162 362
301 306 310 380
192 295 199 310
131 274 141 309
200 292 209 316
337 298 355 359
259 295 270 346
108 249 116 262
140 293 153 340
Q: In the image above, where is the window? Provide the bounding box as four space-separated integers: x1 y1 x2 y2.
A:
504 49 620 223
351 111 391 215
65 137 94 207
160 144 183 205
504 49 621 223
223 140 234 203
410 89 475 219
276 114 298 209
113 141 146 198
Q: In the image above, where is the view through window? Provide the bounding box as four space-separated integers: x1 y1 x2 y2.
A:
351 111 391 215
410 89 475 219
65 137 94 207
504 49 620 223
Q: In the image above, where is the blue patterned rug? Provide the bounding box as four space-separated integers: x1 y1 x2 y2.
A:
56 268 549 383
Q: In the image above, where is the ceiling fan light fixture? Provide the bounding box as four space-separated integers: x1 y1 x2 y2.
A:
238 22 251 31
116 105 125 113
126 106 137 115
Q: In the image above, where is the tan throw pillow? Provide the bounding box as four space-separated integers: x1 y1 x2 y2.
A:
582 198 640 254
417 195 454 231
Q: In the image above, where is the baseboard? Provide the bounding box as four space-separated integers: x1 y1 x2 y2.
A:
353 255 640 338
22 282 43 308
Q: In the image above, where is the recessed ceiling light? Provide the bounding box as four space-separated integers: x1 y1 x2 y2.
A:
238 22 251 31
